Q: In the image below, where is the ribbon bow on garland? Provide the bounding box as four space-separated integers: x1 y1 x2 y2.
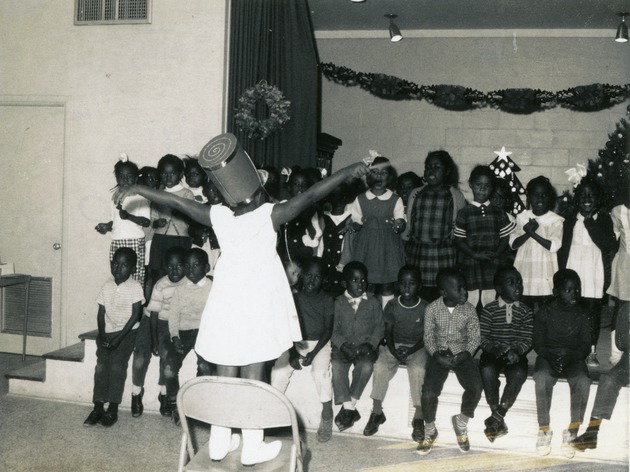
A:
319 63 629 114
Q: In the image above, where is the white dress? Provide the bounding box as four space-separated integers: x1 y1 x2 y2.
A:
509 210 564 296
194 203 302 366
566 213 604 299
607 205 630 301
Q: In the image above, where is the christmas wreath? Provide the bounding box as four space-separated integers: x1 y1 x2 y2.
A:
234 81 291 140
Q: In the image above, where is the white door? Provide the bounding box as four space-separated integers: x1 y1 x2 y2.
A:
0 104 65 355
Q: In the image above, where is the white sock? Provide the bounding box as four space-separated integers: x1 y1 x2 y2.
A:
160 385 167 395
132 385 142 395
343 401 355 410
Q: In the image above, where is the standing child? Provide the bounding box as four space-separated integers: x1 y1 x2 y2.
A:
144 246 187 416
509 176 564 312
606 180 630 365
277 168 321 270
83 248 144 427
271 257 335 442
558 176 617 367
137 165 160 299
149 154 194 284
365 265 428 442
479 267 533 442
318 184 353 296
331 261 384 432
165 248 213 422
417 268 482 455
490 179 517 267
402 151 467 302
95 158 150 287
396 171 423 216
454 166 516 310
532 269 591 457
183 156 208 203
114 135 370 466
349 156 406 308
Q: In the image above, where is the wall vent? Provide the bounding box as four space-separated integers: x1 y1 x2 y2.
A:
75 0 151 25
1 277 52 338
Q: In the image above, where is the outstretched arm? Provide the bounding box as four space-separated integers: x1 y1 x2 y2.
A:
113 185 212 227
271 162 369 231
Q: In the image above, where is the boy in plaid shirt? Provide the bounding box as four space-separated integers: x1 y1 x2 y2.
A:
417 268 482 456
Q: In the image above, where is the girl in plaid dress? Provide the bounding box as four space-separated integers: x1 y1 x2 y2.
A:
454 166 516 310
402 151 467 302
95 157 150 287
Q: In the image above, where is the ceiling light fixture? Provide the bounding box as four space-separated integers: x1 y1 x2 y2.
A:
615 12 629 43
351 0 366 3
385 14 402 42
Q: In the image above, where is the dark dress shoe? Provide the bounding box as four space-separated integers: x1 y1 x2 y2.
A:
411 418 425 442
363 412 386 436
83 409 104 427
99 411 118 427
131 388 144 417
158 393 171 417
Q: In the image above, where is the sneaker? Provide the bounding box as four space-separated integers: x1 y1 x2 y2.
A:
411 418 425 443
131 388 144 417
83 408 104 427
158 393 171 417
484 415 508 442
451 415 470 452
586 353 600 368
99 411 118 427
363 411 386 436
570 431 598 451
316 418 333 443
416 429 438 456
536 429 553 456
562 430 576 458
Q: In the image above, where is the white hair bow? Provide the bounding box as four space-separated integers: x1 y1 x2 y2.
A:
565 163 587 188
363 149 382 167
119 153 128 162
281 167 292 182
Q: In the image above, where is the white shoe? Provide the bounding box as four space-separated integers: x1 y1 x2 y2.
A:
536 429 552 456
562 430 576 459
241 429 282 467
209 426 240 461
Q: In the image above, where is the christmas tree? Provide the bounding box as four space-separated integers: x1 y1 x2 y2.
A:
488 146 526 215
587 116 629 209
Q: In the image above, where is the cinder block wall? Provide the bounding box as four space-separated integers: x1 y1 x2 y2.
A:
317 36 628 200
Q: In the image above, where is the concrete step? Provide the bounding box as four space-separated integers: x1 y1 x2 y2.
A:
5 360 45 382
42 342 84 363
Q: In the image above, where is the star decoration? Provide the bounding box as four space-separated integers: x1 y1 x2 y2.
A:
494 146 512 161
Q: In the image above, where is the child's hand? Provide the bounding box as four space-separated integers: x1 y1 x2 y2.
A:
356 343 372 357
153 218 167 229
434 352 453 369
344 162 370 182
112 184 138 206
118 205 130 220
288 346 303 370
390 218 406 235
452 351 471 366
348 222 362 234
151 337 159 357
95 222 112 234
524 218 539 235
504 349 519 365
395 346 409 363
108 337 121 350
340 343 357 360
301 351 316 367
172 336 184 354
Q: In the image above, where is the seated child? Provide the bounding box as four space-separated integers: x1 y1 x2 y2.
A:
271 257 335 442
532 269 591 457
165 248 213 422
571 301 629 452
365 265 428 442
479 267 533 442
145 246 187 416
417 267 482 456
331 261 384 432
83 247 145 427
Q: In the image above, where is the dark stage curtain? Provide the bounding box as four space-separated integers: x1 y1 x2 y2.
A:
226 0 318 169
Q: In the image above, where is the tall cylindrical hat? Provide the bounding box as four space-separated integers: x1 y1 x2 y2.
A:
198 133 262 208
